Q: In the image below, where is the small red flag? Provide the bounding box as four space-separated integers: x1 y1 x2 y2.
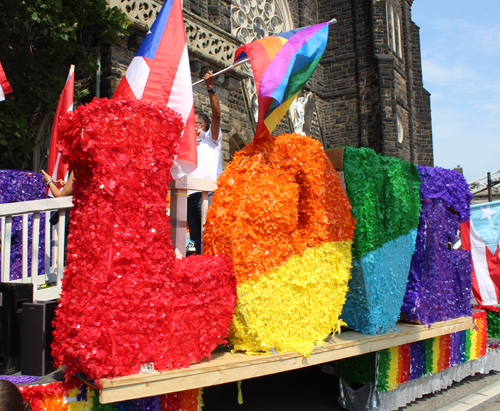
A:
46 65 74 196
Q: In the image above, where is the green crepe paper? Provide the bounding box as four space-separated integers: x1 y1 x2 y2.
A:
425 338 434 375
342 146 421 259
465 330 472 362
486 311 500 339
335 352 376 386
376 349 391 392
91 391 116 410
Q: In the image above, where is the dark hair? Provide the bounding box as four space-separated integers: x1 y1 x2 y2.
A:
0 380 32 411
196 112 210 132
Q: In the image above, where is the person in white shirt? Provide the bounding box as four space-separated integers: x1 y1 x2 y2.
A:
187 71 222 254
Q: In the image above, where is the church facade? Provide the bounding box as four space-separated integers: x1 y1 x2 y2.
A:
101 0 433 168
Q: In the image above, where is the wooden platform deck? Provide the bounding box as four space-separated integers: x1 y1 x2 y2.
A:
99 316 473 403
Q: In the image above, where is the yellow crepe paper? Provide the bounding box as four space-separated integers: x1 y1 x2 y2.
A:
387 347 399 390
67 386 95 411
230 241 352 356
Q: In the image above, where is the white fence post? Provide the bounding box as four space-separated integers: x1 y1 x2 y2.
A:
0 197 73 300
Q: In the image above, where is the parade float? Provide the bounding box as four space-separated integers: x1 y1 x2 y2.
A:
2 124 491 410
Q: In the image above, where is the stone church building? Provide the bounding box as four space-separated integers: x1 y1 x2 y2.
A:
41 0 434 170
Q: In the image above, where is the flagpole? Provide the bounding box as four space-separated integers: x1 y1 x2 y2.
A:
192 58 250 87
191 18 337 87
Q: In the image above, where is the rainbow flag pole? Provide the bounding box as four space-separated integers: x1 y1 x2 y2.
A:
191 58 249 87
191 18 338 88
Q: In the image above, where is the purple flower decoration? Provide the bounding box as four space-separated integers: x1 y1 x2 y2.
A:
0 169 48 281
402 166 473 324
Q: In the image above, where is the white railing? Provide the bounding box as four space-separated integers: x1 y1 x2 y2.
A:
469 169 500 194
0 176 216 300
169 176 217 257
0 196 73 301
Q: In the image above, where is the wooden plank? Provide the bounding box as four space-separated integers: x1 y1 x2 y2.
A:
170 186 188 258
0 196 73 217
170 176 217 192
99 316 473 403
44 212 51 282
325 147 344 171
1 216 12 282
31 212 40 282
56 209 66 287
22 214 28 282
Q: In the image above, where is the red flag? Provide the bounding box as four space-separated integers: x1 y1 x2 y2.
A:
113 0 196 178
46 65 74 196
0 61 12 101
461 201 500 305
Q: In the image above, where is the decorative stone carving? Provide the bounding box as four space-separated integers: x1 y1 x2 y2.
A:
108 0 160 28
230 0 293 43
185 18 238 64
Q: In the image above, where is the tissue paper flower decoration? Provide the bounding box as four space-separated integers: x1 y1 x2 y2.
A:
51 98 236 382
19 378 201 411
342 146 421 259
340 147 421 334
204 133 356 283
372 311 486 392
401 166 473 324
474 305 500 338
230 241 353 356
204 133 356 355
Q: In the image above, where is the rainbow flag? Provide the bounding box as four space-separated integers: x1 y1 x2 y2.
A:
234 23 329 142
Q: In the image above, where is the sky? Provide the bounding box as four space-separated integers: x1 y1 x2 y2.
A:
411 0 500 183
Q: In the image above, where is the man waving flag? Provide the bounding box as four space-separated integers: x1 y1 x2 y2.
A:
0 61 12 101
113 0 197 177
45 65 74 196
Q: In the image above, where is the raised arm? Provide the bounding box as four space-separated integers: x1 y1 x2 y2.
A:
42 170 74 197
203 71 221 141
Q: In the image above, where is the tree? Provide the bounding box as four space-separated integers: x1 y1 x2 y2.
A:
0 0 129 170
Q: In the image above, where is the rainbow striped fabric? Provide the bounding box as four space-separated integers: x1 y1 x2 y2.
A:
234 23 329 142
377 311 487 392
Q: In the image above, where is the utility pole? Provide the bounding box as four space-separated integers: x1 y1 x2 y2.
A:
488 172 493 202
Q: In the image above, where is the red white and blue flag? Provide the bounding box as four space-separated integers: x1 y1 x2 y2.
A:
46 65 74 196
461 201 500 305
0 61 12 101
113 0 197 177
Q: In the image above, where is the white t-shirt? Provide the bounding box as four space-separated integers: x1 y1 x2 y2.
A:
187 126 223 193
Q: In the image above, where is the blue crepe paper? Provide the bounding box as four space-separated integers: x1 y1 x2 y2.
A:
401 166 473 325
0 169 48 280
341 229 417 334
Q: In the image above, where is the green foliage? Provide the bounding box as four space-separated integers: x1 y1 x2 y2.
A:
0 0 129 169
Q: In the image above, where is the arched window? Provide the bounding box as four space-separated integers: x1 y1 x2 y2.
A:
396 14 403 58
397 114 404 144
389 6 396 52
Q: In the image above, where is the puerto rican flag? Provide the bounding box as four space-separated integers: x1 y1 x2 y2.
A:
0 61 12 101
46 65 74 196
461 201 500 305
113 0 197 178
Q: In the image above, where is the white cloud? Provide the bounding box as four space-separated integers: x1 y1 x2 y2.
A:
421 59 476 85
